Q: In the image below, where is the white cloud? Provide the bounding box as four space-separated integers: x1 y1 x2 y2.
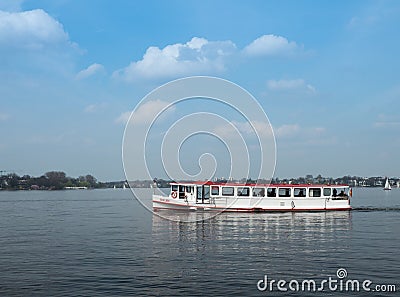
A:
243 34 300 56
374 122 400 128
84 102 107 113
213 121 327 148
113 34 307 82
214 120 273 139
306 84 316 93
348 15 379 29
214 121 326 141
275 124 300 138
347 12 380 30
373 113 400 128
275 124 326 140
267 79 316 94
0 9 70 49
267 79 304 90
76 63 105 80
113 37 236 81
0 113 10 121
115 111 131 125
115 100 176 125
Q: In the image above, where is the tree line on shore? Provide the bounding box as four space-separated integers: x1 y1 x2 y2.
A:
0 171 104 190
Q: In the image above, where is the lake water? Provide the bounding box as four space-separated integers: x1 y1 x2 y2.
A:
0 188 399 296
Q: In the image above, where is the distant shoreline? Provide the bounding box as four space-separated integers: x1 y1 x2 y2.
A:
0 185 398 193
1 172 399 191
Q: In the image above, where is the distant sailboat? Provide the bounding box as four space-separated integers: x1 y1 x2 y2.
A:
384 178 391 190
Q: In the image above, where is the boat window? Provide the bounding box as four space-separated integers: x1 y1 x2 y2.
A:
178 185 185 199
253 187 265 197
222 187 234 196
186 186 194 193
197 186 203 199
309 188 321 197
204 186 210 199
237 187 250 196
211 186 219 195
294 188 306 197
336 189 347 197
172 185 178 191
323 188 331 196
279 188 291 197
267 188 276 197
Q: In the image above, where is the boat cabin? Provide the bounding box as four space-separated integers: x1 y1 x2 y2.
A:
169 181 350 204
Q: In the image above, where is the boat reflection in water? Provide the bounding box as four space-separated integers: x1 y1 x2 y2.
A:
152 211 352 245
149 211 352 295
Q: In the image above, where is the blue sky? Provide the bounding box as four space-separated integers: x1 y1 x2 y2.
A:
1 0 399 181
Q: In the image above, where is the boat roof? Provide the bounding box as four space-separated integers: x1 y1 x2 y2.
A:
170 181 349 188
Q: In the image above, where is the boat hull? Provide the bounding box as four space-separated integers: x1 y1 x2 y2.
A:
152 195 351 212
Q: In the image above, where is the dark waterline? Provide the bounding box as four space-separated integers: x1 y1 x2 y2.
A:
0 188 399 296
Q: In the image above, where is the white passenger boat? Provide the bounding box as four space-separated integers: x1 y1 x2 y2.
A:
153 181 352 212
